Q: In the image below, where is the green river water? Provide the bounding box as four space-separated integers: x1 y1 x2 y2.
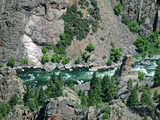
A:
17 59 159 88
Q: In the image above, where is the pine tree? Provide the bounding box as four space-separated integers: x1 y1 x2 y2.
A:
9 94 18 108
67 80 74 90
38 87 46 106
141 89 152 106
153 90 159 101
101 75 118 102
126 88 139 107
81 91 87 106
24 86 34 104
55 73 63 97
127 79 133 92
88 72 101 106
153 63 160 87
51 73 56 83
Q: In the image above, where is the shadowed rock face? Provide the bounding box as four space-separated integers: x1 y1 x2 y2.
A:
117 0 160 37
0 0 68 67
118 56 139 101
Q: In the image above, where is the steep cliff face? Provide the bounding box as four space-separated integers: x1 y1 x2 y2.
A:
112 0 160 37
0 0 69 67
0 67 25 102
66 0 136 67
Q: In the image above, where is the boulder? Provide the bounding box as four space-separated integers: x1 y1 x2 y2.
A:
37 88 83 120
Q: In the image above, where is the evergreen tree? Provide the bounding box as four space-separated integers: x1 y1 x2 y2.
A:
127 79 133 92
38 87 46 106
153 63 160 87
81 91 87 106
88 72 101 106
24 86 34 104
67 80 74 90
101 75 118 102
126 88 139 107
55 73 63 97
141 89 152 106
46 73 63 98
9 94 18 108
153 90 159 101
51 73 56 83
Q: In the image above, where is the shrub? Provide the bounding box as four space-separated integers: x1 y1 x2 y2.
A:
107 60 112 66
82 52 91 63
51 54 63 63
100 37 104 41
86 43 95 52
138 71 145 82
134 36 148 53
21 59 28 65
128 21 140 34
122 15 131 25
110 46 122 62
8 57 15 67
0 64 3 68
42 55 50 64
62 58 70 64
114 3 122 16
42 47 48 54
75 57 81 64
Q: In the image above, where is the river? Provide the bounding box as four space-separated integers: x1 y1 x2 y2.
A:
17 59 159 88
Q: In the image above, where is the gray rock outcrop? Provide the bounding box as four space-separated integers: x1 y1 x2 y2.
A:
0 0 69 67
0 67 25 102
37 88 83 120
113 0 160 37
117 56 139 102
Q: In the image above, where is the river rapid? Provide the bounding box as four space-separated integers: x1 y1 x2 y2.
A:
17 59 159 88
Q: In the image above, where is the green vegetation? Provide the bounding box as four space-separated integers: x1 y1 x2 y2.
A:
138 71 145 82
153 63 160 87
23 73 63 111
102 104 111 119
114 3 122 16
0 64 3 68
153 90 159 101
121 15 131 25
8 57 15 67
21 59 28 65
127 79 133 92
67 80 74 90
101 75 118 102
88 72 101 106
0 94 19 119
133 30 160 57
51 54 63 63
75 57 81 64
42 47 48 54
110 45 122 62
140 87 152 106
62 58 70 64
41 55 50 64
128 21 140 34
134 36 148 53
82 52 91 63
86 43 95 52
107 60 112 66
126 88 139 107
